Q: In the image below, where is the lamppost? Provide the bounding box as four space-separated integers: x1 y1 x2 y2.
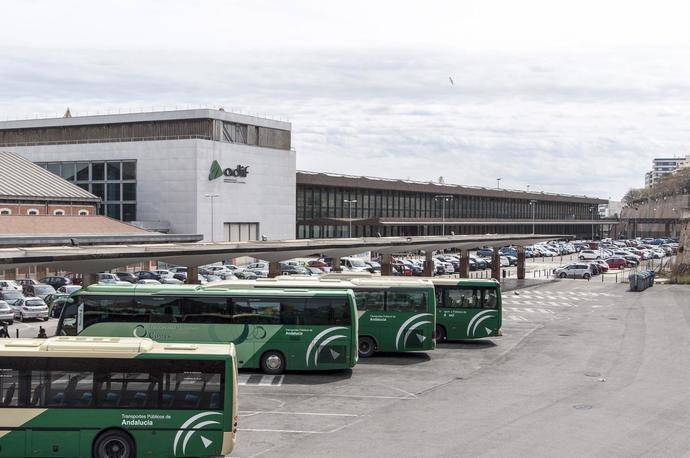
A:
496 177 501 189
589 206 595 241
529 200 537 234
344 199 358 238
204 193 219 242
434 195 453 236
526 184 530 193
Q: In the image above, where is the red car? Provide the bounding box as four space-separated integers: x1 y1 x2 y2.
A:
605 257 627 269
594 260 609 273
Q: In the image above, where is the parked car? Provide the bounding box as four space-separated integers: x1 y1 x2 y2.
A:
594 260 609 273
234 270 258 280
11 297 49 322
98 273 131 285
39 276 72 290
115 272 138 283
0 300 14 324
578 250 601 261
476 248 494 257
245 262 269 277
25 283 57 300
57 285 82 295
553 263 593 279
48 295 71 318
134 271 162 281
17 278 40 295
0 289 25 306
0 280 22 291
605 257 627 269
137 279 162 285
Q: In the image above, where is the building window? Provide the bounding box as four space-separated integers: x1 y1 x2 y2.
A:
53 209 65 216
0 208 11 215
27 209 39 216
78 209 89 216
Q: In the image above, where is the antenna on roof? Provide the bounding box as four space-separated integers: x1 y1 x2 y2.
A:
63 107 72 118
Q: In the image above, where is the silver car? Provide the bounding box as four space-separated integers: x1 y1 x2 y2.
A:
0 300 14 324
12 297 49 322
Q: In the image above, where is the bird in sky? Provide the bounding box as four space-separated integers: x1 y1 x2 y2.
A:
449 76 454 85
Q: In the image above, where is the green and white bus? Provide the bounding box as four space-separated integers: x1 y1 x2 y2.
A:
56 284 358 374
321 274 502 342
432 278 502 341
205 277 436 358
0 336 238 458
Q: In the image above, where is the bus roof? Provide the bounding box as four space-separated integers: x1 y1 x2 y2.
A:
203 277 434 291
322 273 500 287
80 283 354 297
0 336 235 358
430 278 500 287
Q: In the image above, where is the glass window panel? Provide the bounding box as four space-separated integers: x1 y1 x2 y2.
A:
122 183 136 201
107 183 121 201
91 183 105 200
47 163 61 176
107 161 121 180
76 162 89 181
0 367 19 407
354 291 385 311
122 161 136 180
122 204 136 222
386 290 427 312
106 204 120 219
60 163 75 181
91 162 105 181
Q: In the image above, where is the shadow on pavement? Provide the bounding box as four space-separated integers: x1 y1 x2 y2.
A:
437 339 497 349
357 352 431 365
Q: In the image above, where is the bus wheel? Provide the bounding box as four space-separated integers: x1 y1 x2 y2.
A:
435 325 446 343
261 351 285 375
93 429 135 458
358 336 375 358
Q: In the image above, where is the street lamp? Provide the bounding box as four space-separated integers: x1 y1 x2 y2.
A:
204 193 219 242
529 200 537 234
343 199 358 238
526 184 530 193
496 177 501 189
434 195 454 236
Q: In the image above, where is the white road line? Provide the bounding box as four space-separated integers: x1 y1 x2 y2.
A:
239 411 359 417
239 428 326 434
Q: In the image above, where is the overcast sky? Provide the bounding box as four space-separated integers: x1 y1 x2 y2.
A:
2 0 690 200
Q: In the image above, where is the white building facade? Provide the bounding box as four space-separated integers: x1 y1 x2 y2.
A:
0 109 296 241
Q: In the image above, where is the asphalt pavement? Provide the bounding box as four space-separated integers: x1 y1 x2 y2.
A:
9 280 689 457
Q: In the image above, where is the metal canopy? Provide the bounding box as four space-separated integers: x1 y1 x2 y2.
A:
0 233 569 273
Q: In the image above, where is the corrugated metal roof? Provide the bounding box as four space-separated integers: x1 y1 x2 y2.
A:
0 152 99 201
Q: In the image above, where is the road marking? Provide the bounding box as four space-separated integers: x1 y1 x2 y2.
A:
238 374 284 386
239 411 359 417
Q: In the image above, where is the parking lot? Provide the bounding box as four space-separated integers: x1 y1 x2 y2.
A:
9 279 689 456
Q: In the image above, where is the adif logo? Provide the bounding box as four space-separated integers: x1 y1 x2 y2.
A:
209 160 249 181
173 411 221 456
395 313 433 350
466 310 496 337
305 327 348 367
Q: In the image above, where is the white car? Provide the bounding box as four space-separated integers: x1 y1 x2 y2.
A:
554 263 593 279
246 262 269 277
0 280 22 291
500 256 510 267
578 250 601 260
57 285 82 294
0 300 14 324
152 269 176 279
11 297 49 322
340 257 371 272
137 279 162 285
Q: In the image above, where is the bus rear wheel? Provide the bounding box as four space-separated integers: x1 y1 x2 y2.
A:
358 336 375 358
261 350 285 375
93 429 135 458
435 325 447 343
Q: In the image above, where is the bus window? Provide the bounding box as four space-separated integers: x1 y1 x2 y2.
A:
386 290 427 312
482 288 499 309
354 290 385 311
232 299 281 324
140 296 181 323
0 367 19 407
83 295 139 328
180 297 232 323
445 288 481 308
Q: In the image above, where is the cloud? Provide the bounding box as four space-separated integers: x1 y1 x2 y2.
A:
1 45 690 200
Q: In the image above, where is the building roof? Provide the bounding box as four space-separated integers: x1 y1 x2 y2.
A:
0 215 148 236
0 152 99 202
297 171 607 204
0 108 290 132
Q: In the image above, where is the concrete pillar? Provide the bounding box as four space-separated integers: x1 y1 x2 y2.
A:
380 255 393 276
517 246 526 280
330 256 342 273
186 266 200 284
268 261 281 278
422 252 434 277
81 273 98 287
490 248 501 280
458 249 470 278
